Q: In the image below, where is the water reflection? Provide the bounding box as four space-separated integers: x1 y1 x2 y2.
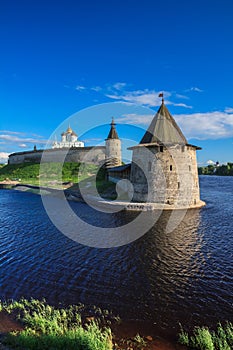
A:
0 182 233 336
116 210 204 328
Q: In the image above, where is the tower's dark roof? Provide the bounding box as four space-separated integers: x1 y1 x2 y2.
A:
140 101 187 144
106 118 119 139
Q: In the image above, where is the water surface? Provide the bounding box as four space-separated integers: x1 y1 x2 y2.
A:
0 176 232 336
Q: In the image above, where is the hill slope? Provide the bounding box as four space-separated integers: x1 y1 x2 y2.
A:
0 162 98 186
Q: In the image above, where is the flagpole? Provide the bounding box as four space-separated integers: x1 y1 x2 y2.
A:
159 92 164 103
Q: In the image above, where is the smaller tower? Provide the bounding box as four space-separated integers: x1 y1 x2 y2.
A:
105 118 122 168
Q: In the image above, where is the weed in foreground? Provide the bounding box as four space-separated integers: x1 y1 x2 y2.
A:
0 298 112 350
179 322 233 350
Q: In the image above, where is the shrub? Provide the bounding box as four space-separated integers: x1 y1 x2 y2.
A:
1 298 112 350
179 322 233 350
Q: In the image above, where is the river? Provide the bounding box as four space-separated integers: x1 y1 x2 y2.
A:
0 176 232 337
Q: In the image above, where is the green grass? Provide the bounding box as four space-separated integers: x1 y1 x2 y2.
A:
179 323 233 350
68 166 118 199
0 162 98 186
6 325 112 350
0 162 120 199
0 163 40 183
1 299 232 350
0 298 113 350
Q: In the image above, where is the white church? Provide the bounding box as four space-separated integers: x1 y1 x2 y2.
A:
52 125 84 149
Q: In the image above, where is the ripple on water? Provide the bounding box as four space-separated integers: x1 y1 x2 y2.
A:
0 177 233 334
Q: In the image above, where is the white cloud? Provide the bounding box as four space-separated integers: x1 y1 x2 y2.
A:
174 110 233 139
106 89 171 107
207 160 216 165
0 130 26 135
173 103 193 109
83 137 103 144
186 87 203 93
112 82 127 90
73 82 194 109
31 133 44 138
116 109 233 140
116 113 153 125
106 88 193 108
0 131 48 157
175 93 189 99
0 134 47 144
225 107 233 113
74 82 167 107
0 152 10 163
91 86 102 92
75 85 86 91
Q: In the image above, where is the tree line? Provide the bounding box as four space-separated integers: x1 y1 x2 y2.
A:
198 162 233 176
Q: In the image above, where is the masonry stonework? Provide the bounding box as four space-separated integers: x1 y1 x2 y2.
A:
105 118 122 168
8 147 106 165
127 99 205 209
130 144 200 206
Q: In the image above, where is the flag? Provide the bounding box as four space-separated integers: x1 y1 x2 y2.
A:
158 93 163 98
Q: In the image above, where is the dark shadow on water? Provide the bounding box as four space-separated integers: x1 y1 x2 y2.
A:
0 185 233 337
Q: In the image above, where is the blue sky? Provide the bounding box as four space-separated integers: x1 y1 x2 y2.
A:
0 0 233 165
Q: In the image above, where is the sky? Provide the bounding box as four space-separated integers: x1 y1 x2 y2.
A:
0 0 233 165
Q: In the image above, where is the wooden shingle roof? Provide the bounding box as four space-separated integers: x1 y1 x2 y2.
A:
140 101 187 145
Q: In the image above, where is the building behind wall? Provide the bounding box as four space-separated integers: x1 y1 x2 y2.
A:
52 125 84 148
8 122 121 167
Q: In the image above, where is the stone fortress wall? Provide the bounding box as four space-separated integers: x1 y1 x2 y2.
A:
8 146 106 165
8 124 107 165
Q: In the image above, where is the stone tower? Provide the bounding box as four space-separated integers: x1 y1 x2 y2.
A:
129 99 205 208
105 118 122 168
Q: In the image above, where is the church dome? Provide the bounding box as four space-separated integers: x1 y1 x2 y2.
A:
66 126 73 134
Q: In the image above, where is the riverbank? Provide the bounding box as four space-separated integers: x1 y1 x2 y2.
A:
0 180 20 189
1 299 232 350
1 182 206 211
0 299 185 350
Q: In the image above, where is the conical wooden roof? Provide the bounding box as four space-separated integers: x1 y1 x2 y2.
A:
106 118 119 139
140 101 187 144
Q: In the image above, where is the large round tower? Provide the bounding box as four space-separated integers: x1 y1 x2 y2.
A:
105 118 122 168
128 98 205 208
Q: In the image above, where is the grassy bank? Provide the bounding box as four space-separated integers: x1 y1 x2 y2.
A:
0 299 114 350
179 323 233 350
0 163 98 186
0 299 151 350
1 299 232 349
0 162 118 200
